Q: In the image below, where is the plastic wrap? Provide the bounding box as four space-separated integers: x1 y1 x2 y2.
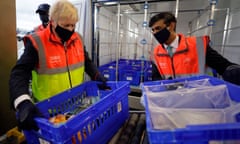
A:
142 78 240 130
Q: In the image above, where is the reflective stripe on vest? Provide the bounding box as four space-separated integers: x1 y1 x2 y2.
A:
30 32 85 102
154 34 207 79
196 36 206 75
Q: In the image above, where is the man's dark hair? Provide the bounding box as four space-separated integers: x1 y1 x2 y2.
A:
149 12 177 27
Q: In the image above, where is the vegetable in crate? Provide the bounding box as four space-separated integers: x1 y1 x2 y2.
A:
49 114 67 125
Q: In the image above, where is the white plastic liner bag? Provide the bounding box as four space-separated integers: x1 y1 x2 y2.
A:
140 78 213 107
142 78 240 130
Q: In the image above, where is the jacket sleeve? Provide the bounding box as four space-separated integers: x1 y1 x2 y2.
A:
9 37 38 108
151 61 163 81
84 47 99 80
205 44 235 75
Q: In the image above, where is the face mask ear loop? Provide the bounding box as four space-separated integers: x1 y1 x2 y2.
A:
166 27 170 32
165 22 170 31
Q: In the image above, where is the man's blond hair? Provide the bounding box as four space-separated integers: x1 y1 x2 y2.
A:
49 0 78 22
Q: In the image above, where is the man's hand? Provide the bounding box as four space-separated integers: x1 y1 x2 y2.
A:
16 100 41 131
223 65 240 85
96 74 111 90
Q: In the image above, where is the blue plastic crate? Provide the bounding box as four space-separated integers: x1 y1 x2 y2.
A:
24 81 130 144
118 65 147 86
119 65 151 85
99 61 127 81
145 64 152 81
118 59 151 85
99 65 117 81
119 59 151 68
142 75 240 144
100 59 152 85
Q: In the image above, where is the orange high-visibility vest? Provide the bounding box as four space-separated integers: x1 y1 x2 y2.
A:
153 34 209 79
34 24 46 32
27 25 85 101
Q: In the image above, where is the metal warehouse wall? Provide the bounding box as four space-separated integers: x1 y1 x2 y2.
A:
93 2 154 66
94 0 240 67
93 0 213 66
0 0 18 135
189 0 240 65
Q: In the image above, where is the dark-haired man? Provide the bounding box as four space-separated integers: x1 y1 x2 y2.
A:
149 12 240 85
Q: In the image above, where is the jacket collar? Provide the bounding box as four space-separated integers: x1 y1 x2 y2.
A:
43 24 79 46
157 33 189 56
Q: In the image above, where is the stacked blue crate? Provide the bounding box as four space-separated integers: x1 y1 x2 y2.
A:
98 62 117 81
99 59 152 85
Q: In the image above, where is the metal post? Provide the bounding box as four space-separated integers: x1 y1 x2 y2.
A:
93 3 99 66
221 8 230 55
207 0 217 36
140 1 149 83
175 0 179 18
116 2 121 81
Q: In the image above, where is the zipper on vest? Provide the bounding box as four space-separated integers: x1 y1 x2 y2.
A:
64 42 73 88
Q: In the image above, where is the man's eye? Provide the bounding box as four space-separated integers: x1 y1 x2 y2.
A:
151 26 162 32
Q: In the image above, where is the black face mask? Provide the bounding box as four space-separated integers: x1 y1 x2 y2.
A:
39 14 49 27
154 27 170 44
55 25 74 42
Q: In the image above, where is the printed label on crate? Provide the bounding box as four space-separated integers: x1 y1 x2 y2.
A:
117 101 122 112
104 74 109 78
126 76 133 81
39 138 50 144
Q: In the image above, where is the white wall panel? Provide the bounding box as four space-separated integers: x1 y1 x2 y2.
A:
211 32 224 46
191 28 210 37
212 10 227 33
229 10 240 28
198 12 210 29
177 12 199 35
178 0 208 10
223 46 240 64
230 0 240 9
226 29 240 45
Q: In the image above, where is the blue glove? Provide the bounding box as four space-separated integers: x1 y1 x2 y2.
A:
16 100 41 130
95 74 111 90
223 65 240 85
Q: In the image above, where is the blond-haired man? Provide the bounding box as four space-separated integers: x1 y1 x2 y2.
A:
10 0 106 130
